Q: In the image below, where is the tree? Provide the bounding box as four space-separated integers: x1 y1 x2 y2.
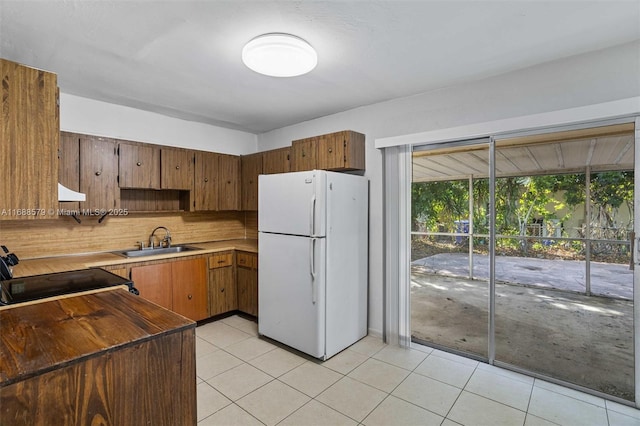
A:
411 180 469 232
412 171 633 258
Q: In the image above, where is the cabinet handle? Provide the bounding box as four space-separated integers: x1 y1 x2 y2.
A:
176 165 180 170
188 294 192 300
136 161 141 166
227 180 231 184
302 151 306 157
328 148 333 153
217 260 225 264
95 171 101 176
204 178 209 182
221 288 225 293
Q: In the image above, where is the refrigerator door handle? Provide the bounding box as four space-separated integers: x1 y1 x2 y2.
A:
310 238 317 304
310 193 317 236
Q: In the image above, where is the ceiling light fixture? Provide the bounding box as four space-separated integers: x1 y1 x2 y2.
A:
242 33 317 77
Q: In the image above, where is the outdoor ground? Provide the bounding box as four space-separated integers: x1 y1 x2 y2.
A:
410 255 635 402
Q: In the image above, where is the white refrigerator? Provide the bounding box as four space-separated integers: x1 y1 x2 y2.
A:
258 170 368 360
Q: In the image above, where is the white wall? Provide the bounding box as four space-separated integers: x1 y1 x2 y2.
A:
257 41 640 337
60 93 257 155
56 41 639 337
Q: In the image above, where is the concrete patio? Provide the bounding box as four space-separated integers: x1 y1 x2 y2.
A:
412 253 633 300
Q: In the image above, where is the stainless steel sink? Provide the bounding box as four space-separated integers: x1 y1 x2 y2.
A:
115 245 201 258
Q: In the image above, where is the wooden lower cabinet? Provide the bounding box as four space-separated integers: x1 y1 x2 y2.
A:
131 257 208 321
131 262 173 311
237 252 258 316
172 258 208 321
109 249 258 321
208 251 237 316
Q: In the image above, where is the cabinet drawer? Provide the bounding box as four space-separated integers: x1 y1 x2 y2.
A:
237 252 257 269
209 252 233 269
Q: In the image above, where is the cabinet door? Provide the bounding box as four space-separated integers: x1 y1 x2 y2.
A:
316 131 366 171
108 267 129 279
317 133 344 170
218 154 241 211
194 151 218 211
342 131 366 171
119 142 160 189
1 59 59 220
262 147 291 174
291 137 317 172
172 258 208 321
131 263 173 310
161 148 194 190
80 136 119 211
209 266 237 316
208 252 235 316
58 132 80 211
237 252 258 316
241 153 263 211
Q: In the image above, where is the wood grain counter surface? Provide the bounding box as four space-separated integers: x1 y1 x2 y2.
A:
0 288 195 386
13 238 258 278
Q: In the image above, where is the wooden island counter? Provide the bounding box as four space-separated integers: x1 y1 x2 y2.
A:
0 288 196 425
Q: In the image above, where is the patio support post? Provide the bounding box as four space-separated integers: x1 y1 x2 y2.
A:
469 175 474 279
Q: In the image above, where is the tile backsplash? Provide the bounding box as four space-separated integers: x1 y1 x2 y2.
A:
0 211 258 259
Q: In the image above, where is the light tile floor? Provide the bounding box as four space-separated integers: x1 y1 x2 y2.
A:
196 315 640 426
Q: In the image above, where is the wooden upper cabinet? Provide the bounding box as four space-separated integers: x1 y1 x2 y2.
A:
80 136 119 211
58 132 81 211
1 59 59 220
194 151 219 211
218 154 241 211
291 137 318 172
241 152 263 211
119 142 160 189
194 151 240 211
317 130 365 171
161 148 194 190
262 147 291 174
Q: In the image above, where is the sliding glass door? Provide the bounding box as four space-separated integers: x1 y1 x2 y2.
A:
493 132 635 401
411 140 490 359
410 123 636 402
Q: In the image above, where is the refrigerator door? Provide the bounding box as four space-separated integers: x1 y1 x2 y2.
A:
258 171 326 237
258 232 326 358
324 172 369 358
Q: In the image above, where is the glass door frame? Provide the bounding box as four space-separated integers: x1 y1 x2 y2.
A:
635 116 640 405
400 116 640 406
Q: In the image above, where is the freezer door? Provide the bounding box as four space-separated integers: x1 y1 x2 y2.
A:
258 232 326 358
258 171 326 237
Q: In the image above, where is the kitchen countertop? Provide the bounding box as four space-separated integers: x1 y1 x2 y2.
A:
0 287 195 386
13 239 258 278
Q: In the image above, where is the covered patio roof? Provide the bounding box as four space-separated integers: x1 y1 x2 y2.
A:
412 123 635 182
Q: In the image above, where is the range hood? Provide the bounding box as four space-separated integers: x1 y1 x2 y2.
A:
58 183 86 202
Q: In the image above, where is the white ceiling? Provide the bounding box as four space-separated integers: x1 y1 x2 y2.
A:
1 1 639 134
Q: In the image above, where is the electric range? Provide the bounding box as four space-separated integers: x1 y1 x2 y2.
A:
0 268 138 306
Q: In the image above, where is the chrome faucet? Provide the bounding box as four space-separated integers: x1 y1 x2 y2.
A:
149 226 172 249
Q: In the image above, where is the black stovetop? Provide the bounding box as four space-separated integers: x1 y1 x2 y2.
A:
0 268 136 305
